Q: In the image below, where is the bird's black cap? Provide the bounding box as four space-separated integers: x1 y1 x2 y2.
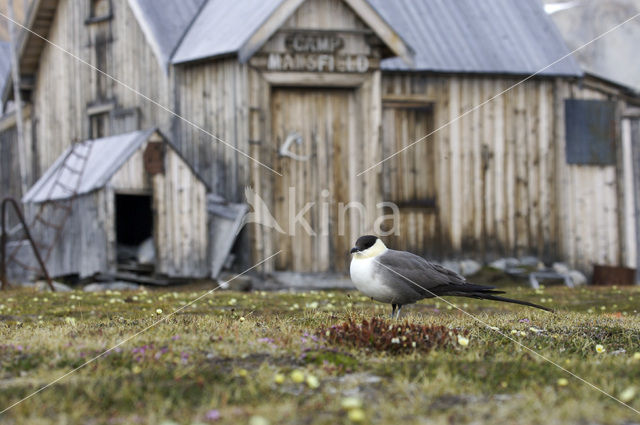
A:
351 235 379 253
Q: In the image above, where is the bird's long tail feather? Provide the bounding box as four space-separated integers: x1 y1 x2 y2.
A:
467 293 554 312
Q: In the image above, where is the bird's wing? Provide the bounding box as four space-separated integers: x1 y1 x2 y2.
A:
376 250 550 312
376 250 491 296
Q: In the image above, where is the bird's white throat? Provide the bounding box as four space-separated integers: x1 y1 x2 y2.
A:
350 239 396 303
353 238 388 259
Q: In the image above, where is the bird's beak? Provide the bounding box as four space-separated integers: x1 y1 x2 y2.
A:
350 247 359 254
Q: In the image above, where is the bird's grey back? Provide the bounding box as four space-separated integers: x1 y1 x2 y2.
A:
376 250 469 301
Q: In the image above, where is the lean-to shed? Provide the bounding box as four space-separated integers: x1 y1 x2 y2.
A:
20 128 209 279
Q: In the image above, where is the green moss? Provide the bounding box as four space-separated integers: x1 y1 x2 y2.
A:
302 349 359 371
0 285 639 424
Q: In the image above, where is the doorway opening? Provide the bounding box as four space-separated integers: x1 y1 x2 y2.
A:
115 193 154 273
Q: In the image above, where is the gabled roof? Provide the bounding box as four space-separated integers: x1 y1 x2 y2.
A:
5 0 583 96
170 0 579 75
23 128 155 203
370 0 582 75
171 0 414 66
171 0 283 64
127 0 206 69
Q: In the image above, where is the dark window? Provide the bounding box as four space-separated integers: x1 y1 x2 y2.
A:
565 99 616 165
94 36 110 99
89 111 109 139
86 0 112 23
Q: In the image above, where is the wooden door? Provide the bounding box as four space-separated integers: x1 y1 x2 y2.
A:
271 88 354 272
381 104 441 256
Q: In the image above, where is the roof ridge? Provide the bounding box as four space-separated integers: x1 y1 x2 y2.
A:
168 0 212 64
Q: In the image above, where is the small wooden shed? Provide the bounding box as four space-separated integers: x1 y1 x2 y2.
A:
21 128 209 279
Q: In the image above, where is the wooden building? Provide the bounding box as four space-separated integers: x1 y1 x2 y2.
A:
18 129 209 278
1 0 639 279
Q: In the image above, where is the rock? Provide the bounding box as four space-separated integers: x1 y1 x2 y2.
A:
441 260 461 274
35 281 72 292
568 270 587 286
489 257 520 271
137 238 155 265
489 259 507 270
505 258 520 268
83 281 141 292
552 262 570 274
217 273 253 291
519 256 540 267
459 259 481 276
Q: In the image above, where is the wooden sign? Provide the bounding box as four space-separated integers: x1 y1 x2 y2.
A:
251 30 380 73
266 52 370 73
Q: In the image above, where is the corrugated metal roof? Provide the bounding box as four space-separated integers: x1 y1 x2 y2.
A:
172 0 283 64
169 0 581 75
128 0 206 68
23 129 155 203
370 0 582 75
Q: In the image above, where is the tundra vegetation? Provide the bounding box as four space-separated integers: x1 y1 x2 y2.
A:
0 272 639 424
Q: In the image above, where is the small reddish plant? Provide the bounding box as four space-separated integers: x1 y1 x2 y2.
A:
318 317 466 354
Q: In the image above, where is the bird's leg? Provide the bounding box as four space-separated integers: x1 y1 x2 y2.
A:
390 304 397 319
394 305 403 320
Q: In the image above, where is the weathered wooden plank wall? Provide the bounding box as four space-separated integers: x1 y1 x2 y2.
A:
16 192 110 278
554 80 623 271
105 138 208 278
0 108 32 228
171 59 249 202
26 0 171 188
0 118 22 229
380 74 560 262
379 74 629 272
152 147 208 277
621 116 638 270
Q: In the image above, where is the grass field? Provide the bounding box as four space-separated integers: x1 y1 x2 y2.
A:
1 274 640 425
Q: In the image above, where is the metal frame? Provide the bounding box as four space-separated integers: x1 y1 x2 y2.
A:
1 197 54 291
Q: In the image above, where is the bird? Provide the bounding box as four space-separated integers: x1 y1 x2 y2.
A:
349 235 553 319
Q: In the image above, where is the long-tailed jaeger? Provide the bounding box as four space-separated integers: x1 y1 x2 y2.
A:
349 235 552 318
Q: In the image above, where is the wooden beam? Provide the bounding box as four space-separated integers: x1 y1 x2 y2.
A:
238 0 307 63
238 0 414 68
261 71 368 87
0 104 31 132
8 0 28 197
342 0 414 67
